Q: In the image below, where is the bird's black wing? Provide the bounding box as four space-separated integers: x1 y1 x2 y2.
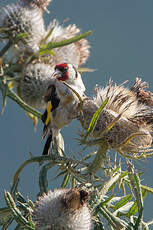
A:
41 84 60 155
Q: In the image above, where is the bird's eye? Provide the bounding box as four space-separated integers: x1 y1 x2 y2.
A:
63 67 68 72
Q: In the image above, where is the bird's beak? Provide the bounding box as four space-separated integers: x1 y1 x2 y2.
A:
52 70 63 80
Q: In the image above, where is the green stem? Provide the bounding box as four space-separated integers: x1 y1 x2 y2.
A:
100 205 129 229
40 31 92 52
0 80 42 119
0 41 12 57
39 162 54 194
13 155 87 187
87 142 108 174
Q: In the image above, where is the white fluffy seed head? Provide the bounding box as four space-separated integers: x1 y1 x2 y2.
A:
0 2 45 53
33 188 92 230
44 20 90 67
19 63 55 108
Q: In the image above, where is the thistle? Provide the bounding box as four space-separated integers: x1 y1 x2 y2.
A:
19 0 52 11
19 63 54 108
131 77 153 106
33 187 92 230
43 19 90 68
78 79 153 156
0 0 45 54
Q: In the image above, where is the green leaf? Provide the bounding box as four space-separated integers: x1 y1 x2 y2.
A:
39 162 54 195
39 49 56 56
94 221 105 230
61 173 70 188
0 79 42 119
0 41 12 58
15 33 29 40
102 195 114 206
83 97 109 141
72 176 77 187
28 215 35 228
141 185 153 194
2 217 14 230
147 219 153 227
0 207 12 225
98 205 127 229
113 202 134 217
4 191 34 229
78 67 96 73
40 28 54 46
128 189 146 217
16 192 27 204
40 30 92 53
0 81 7 114
119 171 128 179
114 194 133 210
27 199 35 210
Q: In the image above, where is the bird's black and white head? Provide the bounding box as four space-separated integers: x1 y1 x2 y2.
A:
52 63 86 96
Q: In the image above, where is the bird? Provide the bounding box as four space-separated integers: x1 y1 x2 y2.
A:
41 63 86 155
19 20 90 109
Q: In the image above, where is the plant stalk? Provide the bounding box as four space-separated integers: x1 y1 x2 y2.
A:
87 142 108 174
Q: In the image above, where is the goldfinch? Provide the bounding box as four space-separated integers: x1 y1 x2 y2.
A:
42 63 86 155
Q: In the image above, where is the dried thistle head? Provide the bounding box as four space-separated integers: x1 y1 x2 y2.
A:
0 2 45 53
131 77 153 106
19 63 54 108
78 79 153 156
44 20 90 67
19 0 52 11
33 187 92 230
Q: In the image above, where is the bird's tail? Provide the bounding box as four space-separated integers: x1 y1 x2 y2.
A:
42 132 52 155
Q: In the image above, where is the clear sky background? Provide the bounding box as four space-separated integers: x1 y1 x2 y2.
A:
1 0 153 225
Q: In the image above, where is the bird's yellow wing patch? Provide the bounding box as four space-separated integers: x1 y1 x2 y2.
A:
45 101 52 126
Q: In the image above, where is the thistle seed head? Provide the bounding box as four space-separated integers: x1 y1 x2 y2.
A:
19 0 52 11
0 2 45 53
44 20 90 67
65 24 90 66
131 77 153 106
78 80 153 155
33 188 92 230
19 63 54 108
94 80 143 119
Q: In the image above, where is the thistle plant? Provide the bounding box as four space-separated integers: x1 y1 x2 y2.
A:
1 0 153 230
0 0 46 54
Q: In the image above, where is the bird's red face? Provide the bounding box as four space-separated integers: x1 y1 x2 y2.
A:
54 63 69 81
